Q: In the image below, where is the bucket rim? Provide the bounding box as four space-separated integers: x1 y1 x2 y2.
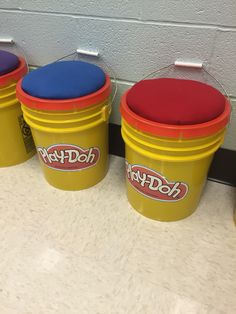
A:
120 91 231 139
16 74 111 111
0 57 27 87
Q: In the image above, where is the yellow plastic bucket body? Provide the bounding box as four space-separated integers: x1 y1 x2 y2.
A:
0 83 35 166
21 99 111 190
121 119 225 221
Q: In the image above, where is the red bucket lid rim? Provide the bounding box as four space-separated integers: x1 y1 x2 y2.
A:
120 91 231 138
16 74 111 111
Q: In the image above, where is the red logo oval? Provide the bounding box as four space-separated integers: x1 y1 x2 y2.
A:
37 144 100 171
126 161 188 202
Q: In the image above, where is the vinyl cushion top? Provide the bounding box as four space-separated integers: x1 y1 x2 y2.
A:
126 78 226 125
22 60 106 100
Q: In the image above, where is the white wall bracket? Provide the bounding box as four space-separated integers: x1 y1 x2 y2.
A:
76 48 99 58
174 60 203 69
0 38 14 44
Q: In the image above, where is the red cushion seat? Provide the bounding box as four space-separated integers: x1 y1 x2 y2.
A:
127 78 226 125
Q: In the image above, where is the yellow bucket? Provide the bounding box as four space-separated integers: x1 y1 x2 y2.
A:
17 70 111 191
120 86 231 221
0 56 35 166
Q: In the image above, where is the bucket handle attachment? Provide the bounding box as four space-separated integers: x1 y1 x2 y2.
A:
101 104 112 122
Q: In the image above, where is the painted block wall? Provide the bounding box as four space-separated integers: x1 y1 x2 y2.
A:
0 1 235 150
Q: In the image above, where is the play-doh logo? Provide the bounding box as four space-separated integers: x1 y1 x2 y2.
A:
125 161 188 202
37 144 100 171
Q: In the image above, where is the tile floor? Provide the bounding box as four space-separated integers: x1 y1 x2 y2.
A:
0 155 235 314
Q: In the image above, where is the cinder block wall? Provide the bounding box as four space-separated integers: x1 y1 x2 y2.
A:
0 1 235 150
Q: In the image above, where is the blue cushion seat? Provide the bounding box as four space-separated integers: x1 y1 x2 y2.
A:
22 60 106 100
0 50 20 76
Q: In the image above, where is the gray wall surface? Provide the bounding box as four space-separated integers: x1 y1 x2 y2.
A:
0 1 235 149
